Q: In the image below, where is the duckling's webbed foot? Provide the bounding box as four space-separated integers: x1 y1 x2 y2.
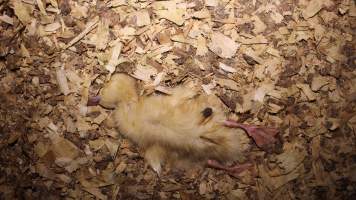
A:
207 160 253 178
224 120 279 150
144 145 166 175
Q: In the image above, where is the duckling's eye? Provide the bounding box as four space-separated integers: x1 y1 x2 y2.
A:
202 107 213 118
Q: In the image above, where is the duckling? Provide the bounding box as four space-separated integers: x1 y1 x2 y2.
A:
89 73 278 177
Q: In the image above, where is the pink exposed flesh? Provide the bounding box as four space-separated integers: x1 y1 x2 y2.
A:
224 120 279 150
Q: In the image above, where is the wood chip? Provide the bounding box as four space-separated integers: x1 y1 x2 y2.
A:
93 19 110 50
133 10 151 27
0 14 14 25
13 0 32 24
311 75 329 91
44 22 61 32
196 35 208 56
275 142 307 174
63 17 99 49
218 62 237 73
259 164 304 191
156 8 185 26
36 0 47 15
296 83 317 101
251 16 267 34
208 32 239 58
192 9 210 19
302 0 324 19
56 67 70 95
50 134 80 159
105 42 123 74
215 78 239 91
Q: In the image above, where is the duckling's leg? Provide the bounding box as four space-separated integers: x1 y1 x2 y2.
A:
87 96 101 106
144 145 166 175
224 120 278 150
207 160 253 178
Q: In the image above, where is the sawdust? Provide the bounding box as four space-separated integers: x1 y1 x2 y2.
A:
0 0 355 199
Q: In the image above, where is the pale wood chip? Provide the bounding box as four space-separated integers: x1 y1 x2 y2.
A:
218 62 237 73
201 83 215 95
20 43 30 57
302 0 324 19
350 0 356 17
296 83 317 101
0 14 14 25
133 10 151 26
196 35 208 56
71 2 88 19
13 0 32 24
311 75 329 91
254 84 274 102
36 0 47 15
259 164 304 191
251 16 266 34
208 32 239 58
242 47 264 64
156 9 185 26
63 17 99 49
132 64 157 82
49 134 80 159
205 0 218 7
275 142 307 174
192 9 211 19
108 0 127 8
155 86 173 95
105 139 120 158
56 67 70 95
105 42 123 74
215 78 239 91
153 72 165 86
93 19 110 50
44 22 61 32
